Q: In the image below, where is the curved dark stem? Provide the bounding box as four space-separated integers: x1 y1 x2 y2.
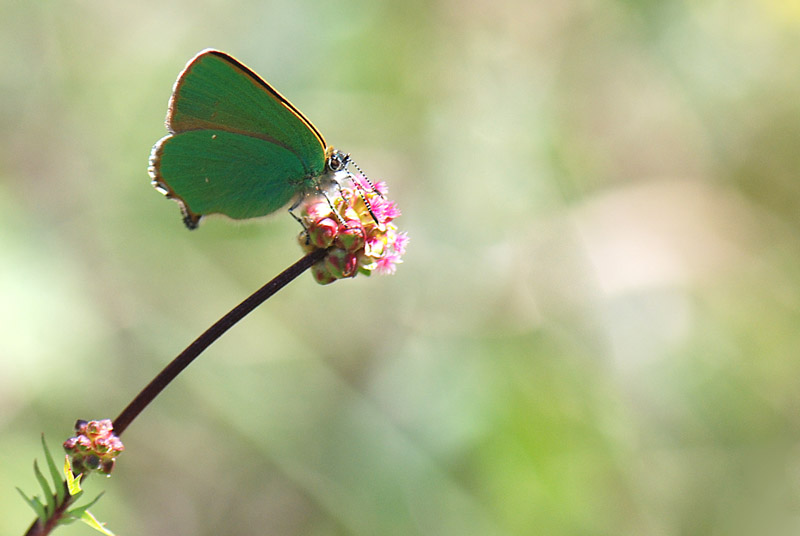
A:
113 248 329 436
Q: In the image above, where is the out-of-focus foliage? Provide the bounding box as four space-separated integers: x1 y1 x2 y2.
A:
3 1 800 534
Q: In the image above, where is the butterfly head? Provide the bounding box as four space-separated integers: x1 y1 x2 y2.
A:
326 148 350 173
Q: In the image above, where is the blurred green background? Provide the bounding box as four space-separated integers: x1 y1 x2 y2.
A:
3 0 800 534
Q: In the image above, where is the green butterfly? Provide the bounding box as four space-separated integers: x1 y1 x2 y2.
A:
149 49 351 229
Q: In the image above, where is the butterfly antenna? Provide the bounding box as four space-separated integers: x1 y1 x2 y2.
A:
348 157 383 197
341 157 381 225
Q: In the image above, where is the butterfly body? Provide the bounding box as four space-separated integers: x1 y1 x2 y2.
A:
149 49 341 229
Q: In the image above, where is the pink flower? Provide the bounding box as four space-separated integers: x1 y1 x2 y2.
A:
63 419 124 475
297 175 407 284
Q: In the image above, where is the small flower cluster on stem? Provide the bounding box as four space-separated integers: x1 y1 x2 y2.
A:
298 176 408 284
63 420 124 476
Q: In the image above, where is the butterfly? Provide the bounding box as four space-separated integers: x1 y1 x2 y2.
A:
149 49 355 229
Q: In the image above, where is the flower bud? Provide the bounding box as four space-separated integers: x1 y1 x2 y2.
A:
336 222 365 252
307 217 339 248
324 249 358 279
311 261 337 285
63 419 124 476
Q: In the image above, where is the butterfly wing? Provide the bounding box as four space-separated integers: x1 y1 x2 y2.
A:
150 50 328 227
151 129 308 228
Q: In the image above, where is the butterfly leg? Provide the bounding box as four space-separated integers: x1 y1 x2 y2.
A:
287 198 313 245
322 178 371 236
311 177 349 226
288 205 307 229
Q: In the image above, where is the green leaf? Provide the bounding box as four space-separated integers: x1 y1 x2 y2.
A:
79 509 115 536
64 455 83 496
56 515 79 526
16 487 47 521
67 491 104 518
41 435 65 504
33 460 55 515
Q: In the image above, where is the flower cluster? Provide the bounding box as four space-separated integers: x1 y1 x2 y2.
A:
298 176 408 284
63 419 124 476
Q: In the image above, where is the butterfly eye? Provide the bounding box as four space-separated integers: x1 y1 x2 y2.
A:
327 150 350 172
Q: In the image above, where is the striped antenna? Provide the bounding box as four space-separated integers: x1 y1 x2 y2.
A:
345 157 381 225
348 157 383 197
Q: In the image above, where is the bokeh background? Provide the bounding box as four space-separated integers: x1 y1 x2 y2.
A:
3 0 800 534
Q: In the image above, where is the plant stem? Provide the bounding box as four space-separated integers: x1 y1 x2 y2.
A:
112 248 328 436
23 483 75 536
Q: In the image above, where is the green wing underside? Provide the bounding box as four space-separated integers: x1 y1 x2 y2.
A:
153 50 328 223
168 51 326 175
154 130 316 220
